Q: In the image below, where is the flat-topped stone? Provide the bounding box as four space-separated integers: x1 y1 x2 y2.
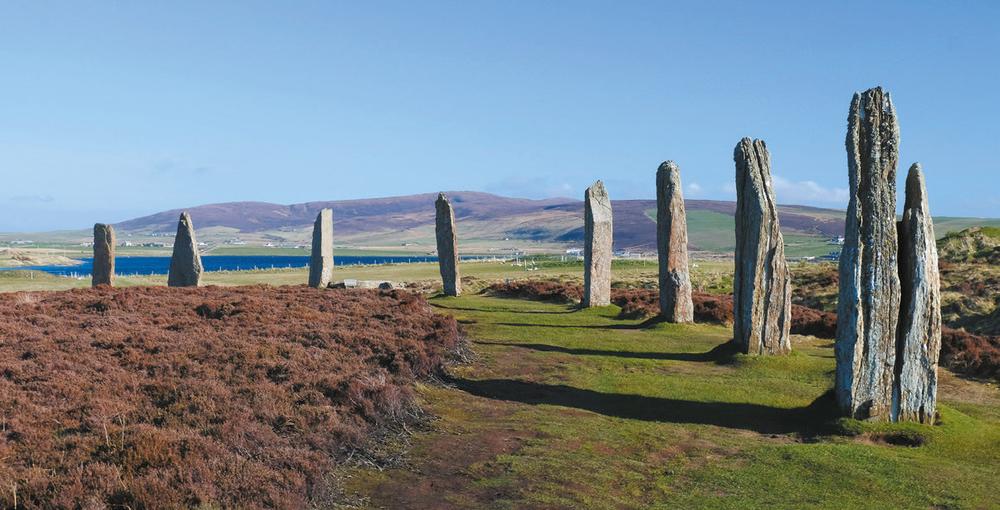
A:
583 180 612 307
308 209 333 288
92 223 115 287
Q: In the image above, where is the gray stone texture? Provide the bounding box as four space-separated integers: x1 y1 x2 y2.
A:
896 164 941 424
92 223 116 287
167 212 204 287
733 138 792 355
656 161 694 322
435 193 461 296
583 180 613 307
835 87 901 421
308 209 334 288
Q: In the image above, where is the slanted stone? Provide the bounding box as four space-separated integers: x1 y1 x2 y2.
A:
435 193 461 296
656 161 693 322
92 223 115 287
308 209 334 288
896 164 941 424
733 138 791 355
583 180 613 307
167 212 203 287
835 87 901 421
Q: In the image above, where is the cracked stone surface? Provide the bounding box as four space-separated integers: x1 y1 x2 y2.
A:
583 180 612 307
435 193 461 296
733 138 791 355
92 223 115 287
167 212 204 288
835 86 901 421
656 161 693 322
308 209 334 288
896 163 941 424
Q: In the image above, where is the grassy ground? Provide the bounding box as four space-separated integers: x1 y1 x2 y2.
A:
344 295 1000 509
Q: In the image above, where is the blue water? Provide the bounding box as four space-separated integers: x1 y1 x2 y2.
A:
3 255 450 277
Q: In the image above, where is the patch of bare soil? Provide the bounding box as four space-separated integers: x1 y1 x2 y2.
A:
0 285 461 509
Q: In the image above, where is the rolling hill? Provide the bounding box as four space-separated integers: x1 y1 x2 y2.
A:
114 192 865 256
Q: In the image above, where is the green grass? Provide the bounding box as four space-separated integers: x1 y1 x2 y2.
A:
346 295 1000 509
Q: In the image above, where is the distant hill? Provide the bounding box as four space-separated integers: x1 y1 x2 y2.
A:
116 192 849 252
115 192 997 255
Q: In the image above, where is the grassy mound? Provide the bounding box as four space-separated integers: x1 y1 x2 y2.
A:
938 226 1000 264
0 286 461 508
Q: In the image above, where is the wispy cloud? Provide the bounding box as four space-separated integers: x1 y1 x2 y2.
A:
771 174 849 205
685 182 703 197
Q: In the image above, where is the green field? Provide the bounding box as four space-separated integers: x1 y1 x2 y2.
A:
343 295 1000 508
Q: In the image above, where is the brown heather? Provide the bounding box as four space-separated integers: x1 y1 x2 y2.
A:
0 285 461 509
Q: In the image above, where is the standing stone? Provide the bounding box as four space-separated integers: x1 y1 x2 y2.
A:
656 161 693 322
835 87 901 421
92 223 115 287
308 209 334 288
733 138 791 355
583 180 613 307
167 212 203 287
435 193 461 296
896 164 941 424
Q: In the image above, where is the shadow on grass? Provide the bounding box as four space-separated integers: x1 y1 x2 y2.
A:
477 340 741 364
451 377 840 436
493 322 648 330
429 303 577 315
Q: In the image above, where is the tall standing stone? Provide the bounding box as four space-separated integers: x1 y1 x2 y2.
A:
835 87 901 420
167 212 203 287
308 209 334 288
896 164 941 424
92 223 115 287
656 161 693 322
583 180 613 307
733 138 791 355
435 193 460 296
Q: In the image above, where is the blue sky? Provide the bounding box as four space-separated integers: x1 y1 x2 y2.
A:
2 1 998 231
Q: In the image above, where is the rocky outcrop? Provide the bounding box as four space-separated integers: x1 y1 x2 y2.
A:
656 161 693 322
896 164 941 424
92 223 115 287
167 212 204 287
308 209 333 288
583 181 613 307
733 138 791 355
435 193 461 296
835 87 901 421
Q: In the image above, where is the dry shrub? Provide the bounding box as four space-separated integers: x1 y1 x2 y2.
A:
486 280 583 303
940 327 1000 380
0 285 461 509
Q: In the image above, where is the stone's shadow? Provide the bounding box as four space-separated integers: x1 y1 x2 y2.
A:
452 377 840 436
428 303 576 315
477 340 741 364
493 322 647 330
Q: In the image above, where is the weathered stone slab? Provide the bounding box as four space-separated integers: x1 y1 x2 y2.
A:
167 212 203 287
583 180 612 307
435 193 461 296
308 209 333 288
733 138 791 355
92 223 115 287
896 163 941 423
835 87 901 420
656 161 693 322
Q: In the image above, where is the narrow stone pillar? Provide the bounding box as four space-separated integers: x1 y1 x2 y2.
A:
835 87 901 420
308 209 334 288
435 193 461 296
896 164 941 423
656 161 693 322
583 180 612 307
167 212 204 287
733 138 791 355
92 223 116 287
